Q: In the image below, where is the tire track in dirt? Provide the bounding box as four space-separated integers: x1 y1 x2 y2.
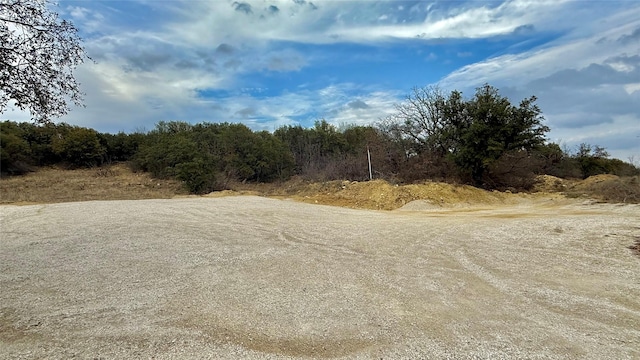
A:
1 197 639 359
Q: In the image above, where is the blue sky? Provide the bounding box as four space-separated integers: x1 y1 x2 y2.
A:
6 0 640 161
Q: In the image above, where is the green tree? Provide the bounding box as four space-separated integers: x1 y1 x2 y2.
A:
275 120 349 179
274 124 312 174
571 143 639 178
51 126 106 167
453 84 548 186
99 131 143 163
134 122 196 178
380 84 549 188
19 121 60 165
0 120 31 174
252 131 294 182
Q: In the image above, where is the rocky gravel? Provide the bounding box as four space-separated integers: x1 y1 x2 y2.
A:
1 196 639 359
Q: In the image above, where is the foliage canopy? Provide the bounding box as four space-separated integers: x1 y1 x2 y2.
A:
382 84 549 187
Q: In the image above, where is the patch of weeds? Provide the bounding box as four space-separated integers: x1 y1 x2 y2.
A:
629 237 640 258
94 166 118 177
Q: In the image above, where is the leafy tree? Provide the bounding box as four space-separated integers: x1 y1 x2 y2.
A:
453 84 549 186
174 157 217 194
0 0 88 122
99 131 143 163
19 121 60 165
275 120 350 179
134 122 197 178
380 84 549 188
253 131 294 182
51 126 106 167
571 143 640 178
200 123 293 183
574 143 606 179
0 120 31 174
312 119 348 156
218 123 261 181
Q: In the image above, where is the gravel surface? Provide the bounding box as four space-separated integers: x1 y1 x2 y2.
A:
1 196 639 359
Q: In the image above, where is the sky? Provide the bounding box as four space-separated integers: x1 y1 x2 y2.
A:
5 0 640 161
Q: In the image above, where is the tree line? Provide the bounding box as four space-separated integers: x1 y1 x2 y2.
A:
2 85 638 193
1 4 636 194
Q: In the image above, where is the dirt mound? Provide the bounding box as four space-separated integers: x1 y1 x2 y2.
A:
565 175 640 203
570 174 619 190
397 199 442 211
231 178 516 210
533 175 569 193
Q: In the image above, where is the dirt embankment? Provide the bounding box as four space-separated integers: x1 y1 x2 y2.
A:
218 178 520 210
2 164 638 208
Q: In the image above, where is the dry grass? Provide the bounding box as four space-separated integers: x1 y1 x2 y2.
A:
564 175 640 204
2 165 637 208
0 163 188 204
0 166 528 209
533 174 640 204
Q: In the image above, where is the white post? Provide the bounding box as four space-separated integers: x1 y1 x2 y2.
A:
367 146 373 180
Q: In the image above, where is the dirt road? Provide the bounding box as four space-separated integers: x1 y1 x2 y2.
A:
1 196 639 359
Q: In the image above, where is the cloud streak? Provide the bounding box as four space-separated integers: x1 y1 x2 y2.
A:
161 0 576 46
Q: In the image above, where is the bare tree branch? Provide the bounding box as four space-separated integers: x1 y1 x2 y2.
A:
0 0 89 123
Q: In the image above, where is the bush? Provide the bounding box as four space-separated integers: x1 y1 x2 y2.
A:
99 131 143 163
51 126 106 167
134 132 198 178
175 158 217 194
1 121 33 174
484 150 541 191
133 122 219 193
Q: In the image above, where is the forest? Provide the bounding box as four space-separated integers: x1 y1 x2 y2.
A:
2 85 638 194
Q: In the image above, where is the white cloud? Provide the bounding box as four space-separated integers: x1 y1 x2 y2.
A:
438 5 640 160
323 91 399 127
214 84 401 131
624 83 640 95
57 75 398 134
63 5 105 34
67 6 89 20
161 0 572 45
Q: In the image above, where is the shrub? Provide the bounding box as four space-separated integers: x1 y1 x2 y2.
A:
175 158 218 194
51 126 106 167
0 121 33 174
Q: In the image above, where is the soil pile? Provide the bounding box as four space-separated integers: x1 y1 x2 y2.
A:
225 178 516 210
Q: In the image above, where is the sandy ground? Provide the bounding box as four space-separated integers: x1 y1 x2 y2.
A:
1 196 639 359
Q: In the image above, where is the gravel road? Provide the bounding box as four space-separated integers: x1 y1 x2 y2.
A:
1 196 639 359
